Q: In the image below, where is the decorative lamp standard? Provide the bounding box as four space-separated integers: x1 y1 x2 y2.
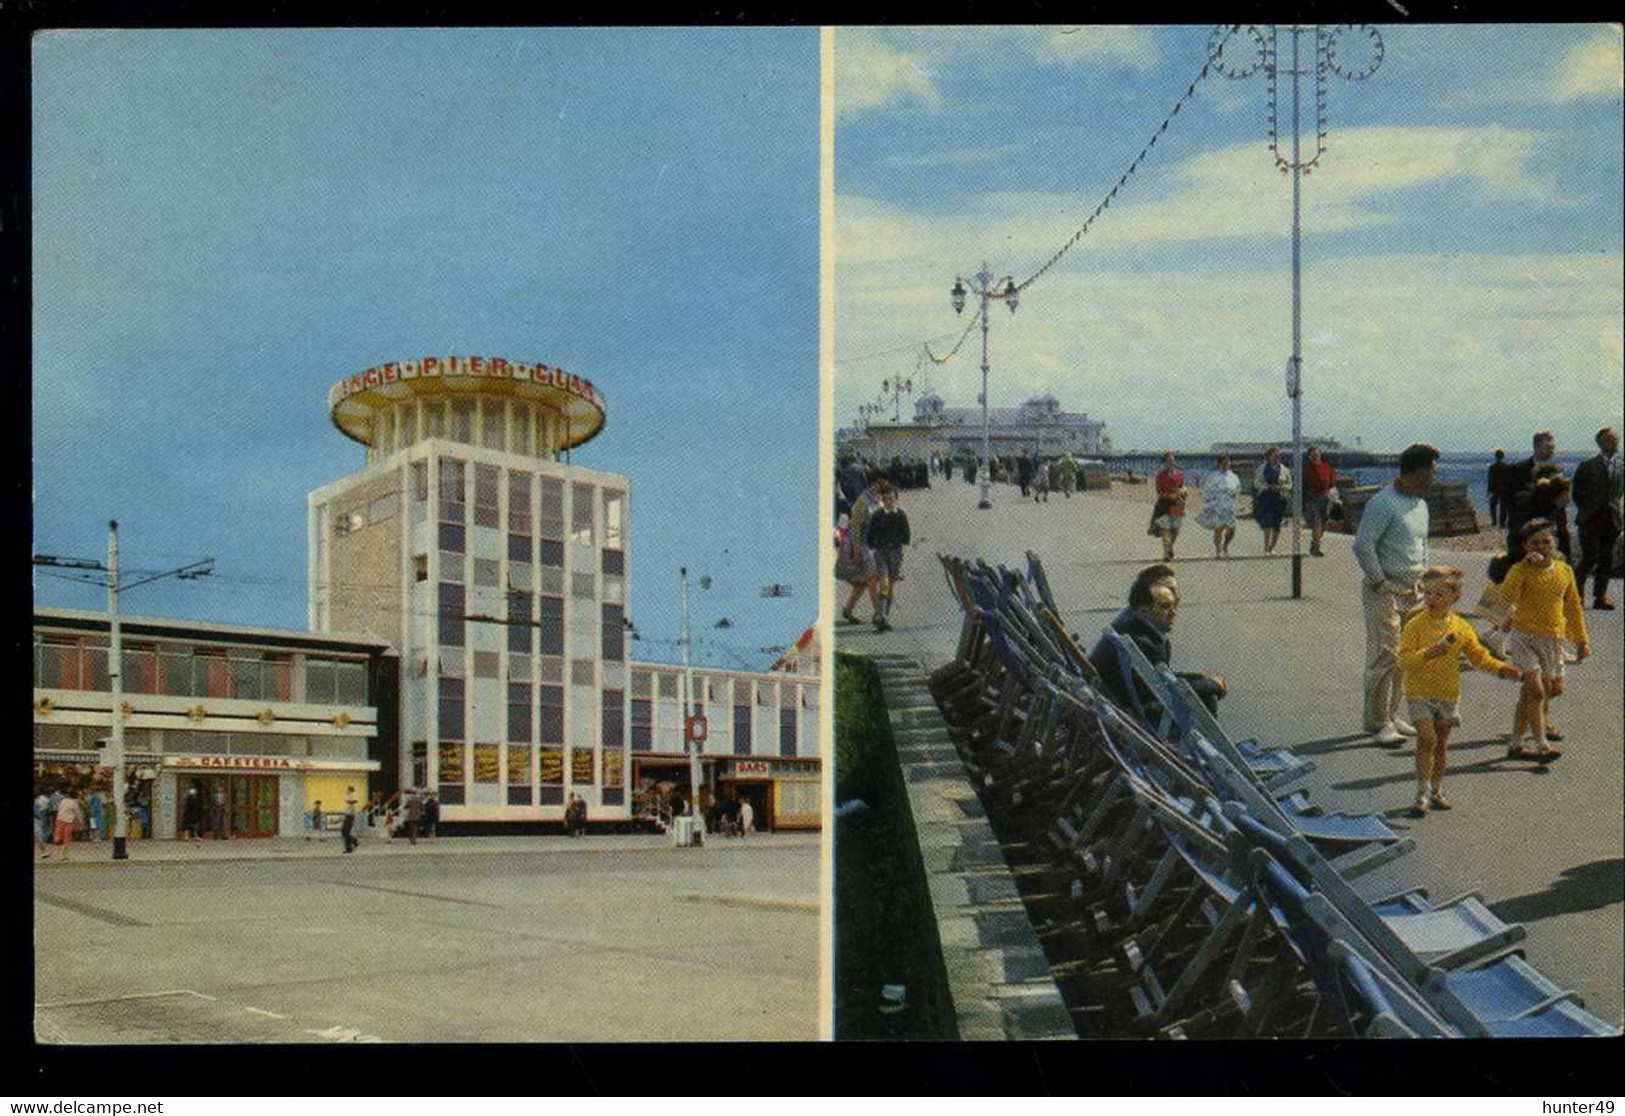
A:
1213 23 1382 599
880 375 914 423
951 262 1019 510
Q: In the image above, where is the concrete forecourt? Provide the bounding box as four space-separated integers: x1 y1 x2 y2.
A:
838 478 1623 1029
34 834 819 1043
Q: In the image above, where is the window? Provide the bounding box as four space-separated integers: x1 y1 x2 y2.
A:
508 472 532 533
509 681 532 742
539 745 564 786
572 571 596 599
438 740 464 783
509 535 532 564
473 743 500 783
413 555 428 583
450 400 474 444
601 604 624 662
335 661 367 705
658 673 679 700
438 523 466 554
473 558 499 587
571 659 595 686
513 408 533 457
538 656 563 684
439 583 465 648
734 701 752 755
438 677 465 741
507 742 531 785
439 458 465 522
538 595 564 657
411 742 428 787
412 460 429 503
780 707 798 758
480 403 505 451
601 549 625 576
508 593 533 654
474 464 500 528
602 490 625 548
537 539 565 568
601 689 625 752
473 651 500 679
425 400 445 439
306 658 335 703
570 483 594 544
571 748 596 785
538 685 564 744
631 698 653 750
540 479 565 539
604 748 624 789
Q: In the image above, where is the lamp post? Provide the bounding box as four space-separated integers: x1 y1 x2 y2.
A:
951 262 1019 510
1214 23 1382 599
880 374 914 424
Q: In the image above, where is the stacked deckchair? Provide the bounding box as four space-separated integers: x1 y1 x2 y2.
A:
924 551 1619 1039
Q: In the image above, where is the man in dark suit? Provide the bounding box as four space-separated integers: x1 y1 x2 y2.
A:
1089 564 1228 719
1571 426 1621 610
1487 449 1511 528
1511 430 1559 505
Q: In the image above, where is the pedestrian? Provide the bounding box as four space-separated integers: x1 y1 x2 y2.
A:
52 789 84 862
404 789 422 845
1487 449 1512 528
1034 459 1050 503
1352 442 1440 747
1497 519 1590 762
1511 429 1560 506
210 782 229 840
1150 452 1186 562
1570 425 1621 611
740 797 754 837
1197 454 1241 558
181 786 204 846
864 482 911 633
424 792 439 840
1253 446 1292 554
47 786 62 845
341 786 358 853
1302 446 1337 557
87 786 104 843
35 787 51 859
1507 473 1574 567
1017 453 1033 498
574 793 588 837
1396 566 1522 816
836 483 879 627
1088 564 1228 718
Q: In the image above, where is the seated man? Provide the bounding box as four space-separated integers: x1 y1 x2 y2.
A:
1088 563 1228 721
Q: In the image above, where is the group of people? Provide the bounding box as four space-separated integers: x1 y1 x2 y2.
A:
1356 429 1618 818
33 784 96 861
1152 445 1341 562
836 462 912 633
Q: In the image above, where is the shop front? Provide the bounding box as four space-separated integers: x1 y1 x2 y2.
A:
160 754 379 839
719 757 821 831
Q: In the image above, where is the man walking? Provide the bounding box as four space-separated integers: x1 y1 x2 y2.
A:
341 786 358 854
1571 426 1622 610
404 789 422 844
1353 443 1440 747
210 782 229 839
1512 430 1560 504
1487 449 1511 528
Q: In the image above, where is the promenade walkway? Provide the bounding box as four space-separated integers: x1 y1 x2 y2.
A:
839 477 1623 1027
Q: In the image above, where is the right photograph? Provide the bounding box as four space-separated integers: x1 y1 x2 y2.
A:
831 25 1624 1040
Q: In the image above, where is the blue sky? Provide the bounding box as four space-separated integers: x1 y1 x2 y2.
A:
33 28 819 669
834 25 1624 454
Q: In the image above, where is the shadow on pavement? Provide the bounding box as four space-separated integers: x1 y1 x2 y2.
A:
1292 732 1376 756
1332 753 1556 793
1488 858 1625 925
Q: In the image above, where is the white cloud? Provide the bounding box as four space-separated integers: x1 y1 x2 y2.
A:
883 144 1025 170
1034 26 1159 71
834 30 940 119
1552 25 1624 102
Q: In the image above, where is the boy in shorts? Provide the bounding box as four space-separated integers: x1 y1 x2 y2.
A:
1497 519 1590 761
863 484 911 633
1397 566 1522 816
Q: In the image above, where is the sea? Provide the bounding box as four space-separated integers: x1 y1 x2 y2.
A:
1117 451 1593 519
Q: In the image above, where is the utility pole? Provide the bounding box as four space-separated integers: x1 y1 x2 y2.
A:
34 525 213 859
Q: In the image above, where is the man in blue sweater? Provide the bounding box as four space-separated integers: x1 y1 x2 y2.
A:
1352 443 1439 747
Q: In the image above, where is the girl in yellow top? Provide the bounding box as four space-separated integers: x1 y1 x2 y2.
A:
1398 566 1522 816
1497 519 1590 762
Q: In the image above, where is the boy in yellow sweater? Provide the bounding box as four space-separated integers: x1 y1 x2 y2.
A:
1497 519 1590 761
1398 566 1522 816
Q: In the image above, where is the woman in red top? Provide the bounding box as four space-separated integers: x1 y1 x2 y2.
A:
1151 451 1187 562
1303 445 1338 557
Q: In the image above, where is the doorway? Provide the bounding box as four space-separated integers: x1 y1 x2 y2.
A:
231 776 279 837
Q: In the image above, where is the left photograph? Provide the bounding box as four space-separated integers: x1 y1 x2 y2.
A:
31 27 823 1042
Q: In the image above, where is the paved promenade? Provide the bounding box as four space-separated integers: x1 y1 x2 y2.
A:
839 478 1624 1026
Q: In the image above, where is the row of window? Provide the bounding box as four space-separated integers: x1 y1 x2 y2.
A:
416 460 625 548
369 397 569 462
33 724 368 762
34 638 369 705
410 741 624 789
